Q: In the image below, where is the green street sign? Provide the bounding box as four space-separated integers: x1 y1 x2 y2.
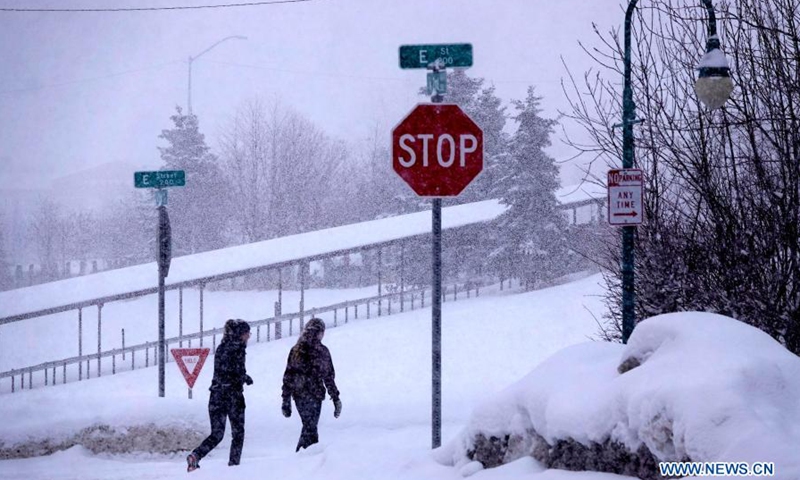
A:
399 43 473 69
134 170 185 188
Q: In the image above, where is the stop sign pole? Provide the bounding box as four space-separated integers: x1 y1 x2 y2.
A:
431 94 444 452
394 45 481 449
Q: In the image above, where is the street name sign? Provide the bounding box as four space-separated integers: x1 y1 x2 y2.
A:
392 103 483 197
608 168 643 225
134 170 185 188
399 43 473 69
170 348 210 389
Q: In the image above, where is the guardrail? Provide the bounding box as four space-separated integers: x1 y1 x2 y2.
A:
1 280 484 394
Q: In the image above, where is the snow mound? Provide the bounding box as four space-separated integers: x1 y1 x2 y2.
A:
0 423 204 459
438 312 800 478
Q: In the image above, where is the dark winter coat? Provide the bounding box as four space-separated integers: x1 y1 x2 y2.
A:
210 337 249 393
281 341 339 402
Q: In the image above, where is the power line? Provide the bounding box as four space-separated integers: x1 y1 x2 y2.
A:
0 0 311 13
0 61 183 95
208 59 407 82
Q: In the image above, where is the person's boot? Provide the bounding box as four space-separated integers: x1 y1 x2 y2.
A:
186 453 200 472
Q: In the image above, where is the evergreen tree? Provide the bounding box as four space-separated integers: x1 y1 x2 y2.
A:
421 70 508 204
490 87 568 288
158 107 229 255
0 212 11 290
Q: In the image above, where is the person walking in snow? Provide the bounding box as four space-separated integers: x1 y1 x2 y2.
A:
187 319 253 472
281 317 342 451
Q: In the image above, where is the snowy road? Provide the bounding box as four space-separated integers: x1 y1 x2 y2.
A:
0 274 631 480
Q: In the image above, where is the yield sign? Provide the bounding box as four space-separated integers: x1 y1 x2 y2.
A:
171 348 210 389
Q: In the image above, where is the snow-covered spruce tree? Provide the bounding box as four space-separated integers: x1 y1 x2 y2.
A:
420 70 508 205
417 71 510 285
489 87 568 288
158 107 230 255
99 192 156 267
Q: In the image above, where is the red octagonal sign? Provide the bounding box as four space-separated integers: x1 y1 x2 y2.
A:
392 104 483 197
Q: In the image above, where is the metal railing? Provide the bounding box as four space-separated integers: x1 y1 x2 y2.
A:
1 280 485 394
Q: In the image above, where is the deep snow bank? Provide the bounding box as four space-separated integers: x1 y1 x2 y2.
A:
436 312 800 478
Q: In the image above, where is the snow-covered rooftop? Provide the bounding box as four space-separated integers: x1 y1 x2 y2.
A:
0 200 503 322
0 185 605 323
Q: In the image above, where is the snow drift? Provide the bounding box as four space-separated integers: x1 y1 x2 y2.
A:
436 312 800 479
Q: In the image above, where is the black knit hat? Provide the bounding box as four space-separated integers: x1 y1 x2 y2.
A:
234 319 251 336
225 319 251 338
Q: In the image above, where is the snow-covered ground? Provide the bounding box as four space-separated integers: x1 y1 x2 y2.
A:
0 274 633 480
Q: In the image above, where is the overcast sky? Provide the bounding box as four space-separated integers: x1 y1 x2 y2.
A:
0 0 624 196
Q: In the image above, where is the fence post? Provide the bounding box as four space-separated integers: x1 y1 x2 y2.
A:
78 308 83 381
200 283 205 347
122 329 126 360
257 325 261 343
146 346 149 368
52 365 56 385
45 367 48 386
367 301 370 319
345 306 349 323
377 247 382 317
132 350 135 370
97 303 103 378
334 309 338 327
274 301 282 339
63 363 66 384
400 243 405 312
12 374 15 393
113 354 116 375
454 284 458 301
179 287 184 348
28 370 32 390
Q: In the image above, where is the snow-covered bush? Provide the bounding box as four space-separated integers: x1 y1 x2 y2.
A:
435 312 800 479
0 423 204 459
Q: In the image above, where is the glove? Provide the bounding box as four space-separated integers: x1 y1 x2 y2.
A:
333 398 342 419
244 374 253 386
282 398 292 418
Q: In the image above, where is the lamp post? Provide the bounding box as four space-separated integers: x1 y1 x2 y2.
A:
187 35 247 114
620 0 732 343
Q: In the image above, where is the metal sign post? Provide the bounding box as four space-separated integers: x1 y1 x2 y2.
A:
607 168 643 343
393 44 481 449
135 170 183 397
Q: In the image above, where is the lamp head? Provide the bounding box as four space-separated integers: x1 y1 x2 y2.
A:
695 35 733 110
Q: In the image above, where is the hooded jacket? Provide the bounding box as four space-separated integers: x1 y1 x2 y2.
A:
281 321 339 402
210 336 249 393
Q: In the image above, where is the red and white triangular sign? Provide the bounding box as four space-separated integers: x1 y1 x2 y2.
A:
170 348 210 389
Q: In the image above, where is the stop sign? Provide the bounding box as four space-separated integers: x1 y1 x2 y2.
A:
392 104 483 197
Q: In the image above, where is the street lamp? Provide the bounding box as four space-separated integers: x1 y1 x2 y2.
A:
187 35 247 114
620 0 731 343
696 34 734 110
